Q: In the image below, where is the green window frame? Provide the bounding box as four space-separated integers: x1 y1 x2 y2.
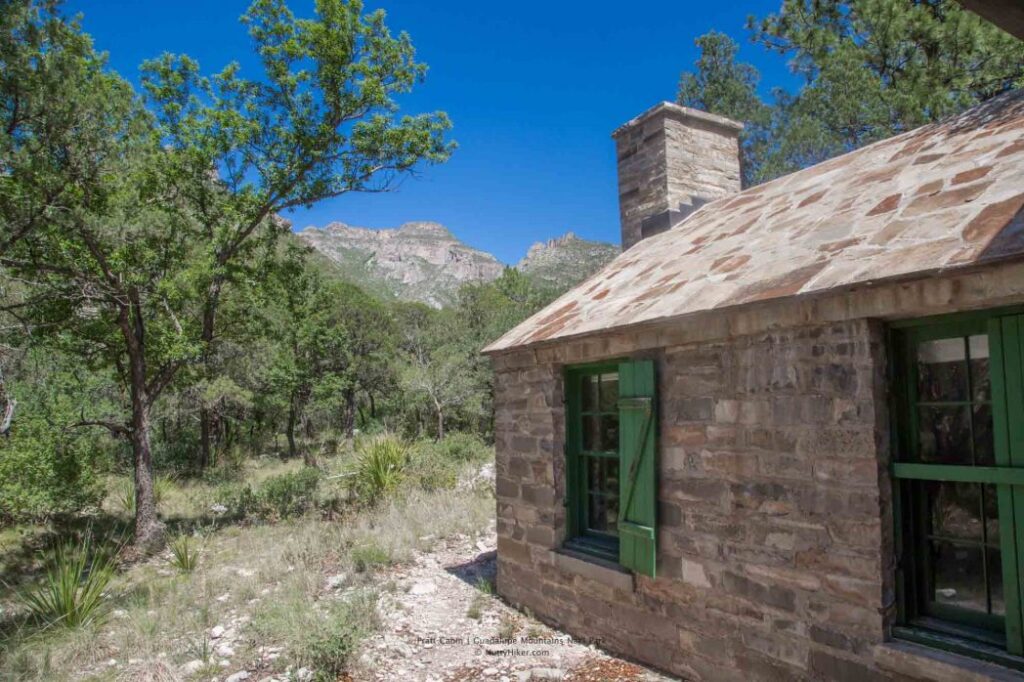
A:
891 309 1024 669
564 359 658 577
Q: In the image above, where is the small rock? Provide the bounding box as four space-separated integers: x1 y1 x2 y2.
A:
236 568 255 578
216 644 235 658
525 669 563 681
106 659 117 667
216 593 231 603
409 581 436 595
483 668 499 676
325 573 347 589
225 672 251 682
218 659 230 667
295 668 313 682
179 660 204 675
210 625 226 639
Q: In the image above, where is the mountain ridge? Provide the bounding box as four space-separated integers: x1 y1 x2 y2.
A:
297 221 617 307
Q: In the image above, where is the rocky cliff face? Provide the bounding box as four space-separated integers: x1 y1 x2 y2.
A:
515 232 619 291
298 221 504 307
299 222 617 307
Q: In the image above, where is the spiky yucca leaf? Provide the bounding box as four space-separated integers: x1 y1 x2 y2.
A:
354 434 409 504
19 534 118 630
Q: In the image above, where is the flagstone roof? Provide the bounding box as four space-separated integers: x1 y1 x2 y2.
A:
484 90 1024 354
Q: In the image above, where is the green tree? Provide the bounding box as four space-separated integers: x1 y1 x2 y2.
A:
0 0 451 550
677 31 772 187
139 0 453 469
260 244 393 462
754 0 1024 177
678 1 1024 185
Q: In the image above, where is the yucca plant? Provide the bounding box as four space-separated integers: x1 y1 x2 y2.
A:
19 534 118 630
354 434 409 504
116 475 175 516
169 535 201 573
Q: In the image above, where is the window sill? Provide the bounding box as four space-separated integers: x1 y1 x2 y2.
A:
878 632 1024 680
549 547 634 592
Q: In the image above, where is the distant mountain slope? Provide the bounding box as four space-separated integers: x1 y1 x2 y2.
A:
298 222 618 307
298 221 504 308
515 232 618 291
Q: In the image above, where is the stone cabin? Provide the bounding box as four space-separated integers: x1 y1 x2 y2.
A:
482 90 1024 681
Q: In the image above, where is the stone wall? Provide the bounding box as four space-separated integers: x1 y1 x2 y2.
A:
490 263 1024 680
494 318 892 680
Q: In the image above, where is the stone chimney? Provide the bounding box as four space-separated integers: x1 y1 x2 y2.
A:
612 103 743 250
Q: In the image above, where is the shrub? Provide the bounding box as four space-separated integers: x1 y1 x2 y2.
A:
349 542 391 573
169 535 201 573
298 591 379 681
436 432 491 462
406 443 459 492
19 533 118 630
216 468 321 521
353 434 409 504
406 433 492 492
258 467 321 518
0 411 104 525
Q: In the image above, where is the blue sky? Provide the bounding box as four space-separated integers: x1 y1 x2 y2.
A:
68 0 796 264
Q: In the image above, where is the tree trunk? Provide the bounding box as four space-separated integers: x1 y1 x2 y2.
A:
342 388 356 439
130 399 162 552
286 402 298 460
198 281 223 470
434 400 445 440
199 408 212 469
122 303 164 553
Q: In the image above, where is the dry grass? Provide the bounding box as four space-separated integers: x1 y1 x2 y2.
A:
0 448 495 681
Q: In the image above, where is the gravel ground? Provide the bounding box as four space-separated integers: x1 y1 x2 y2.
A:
354 522 675 682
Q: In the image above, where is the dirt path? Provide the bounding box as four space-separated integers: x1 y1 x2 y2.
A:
355 522 674 682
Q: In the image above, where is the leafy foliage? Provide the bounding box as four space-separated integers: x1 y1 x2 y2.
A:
220 467 323 521
0 0 452 545
349 541 392 573
678 0 1024 185
290 590 380 680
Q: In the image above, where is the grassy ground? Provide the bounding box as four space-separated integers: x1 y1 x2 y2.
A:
0 438 495 682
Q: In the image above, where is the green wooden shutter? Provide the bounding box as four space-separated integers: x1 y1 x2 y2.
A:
618 359 657 577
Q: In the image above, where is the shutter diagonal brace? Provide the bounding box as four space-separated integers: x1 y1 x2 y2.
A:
619 396 653 521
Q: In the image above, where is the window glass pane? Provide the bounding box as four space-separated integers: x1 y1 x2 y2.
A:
581 375 598 412
582 415 600 451
918 405 972 464
930 482 984 543
973 403 995 466
587 457 620 498
588 494 618 534
931 541 988 615
605 458 619 494
984 484 1000 547
917 338 968 402
969 335 991 402
988 548 1005 616
587 457 603 493
599 373 618 412
600 415 619 452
